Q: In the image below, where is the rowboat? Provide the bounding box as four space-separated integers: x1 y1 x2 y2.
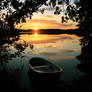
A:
28 57 63 79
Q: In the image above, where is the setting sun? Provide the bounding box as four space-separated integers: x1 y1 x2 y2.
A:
34 27 38 30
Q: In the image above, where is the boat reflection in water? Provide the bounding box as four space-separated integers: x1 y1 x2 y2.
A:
28 58 62 92
28 56 63 92
29 77 60 92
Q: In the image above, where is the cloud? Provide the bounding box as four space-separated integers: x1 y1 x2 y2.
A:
16 12 78 30
37 51 59 56
61 23 73 27
61 49 80 53
50 56 75 61
59 36 73 40
24 19 77 30
20 33 77 44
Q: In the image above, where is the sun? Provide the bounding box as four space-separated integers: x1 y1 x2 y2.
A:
34 27 38 30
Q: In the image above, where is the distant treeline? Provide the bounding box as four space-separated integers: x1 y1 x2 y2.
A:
18 29 87 36
1 28 92 37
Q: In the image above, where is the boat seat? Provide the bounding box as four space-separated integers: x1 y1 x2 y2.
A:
32 65 49 69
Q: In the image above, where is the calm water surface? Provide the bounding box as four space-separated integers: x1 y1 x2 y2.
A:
0 33 85 90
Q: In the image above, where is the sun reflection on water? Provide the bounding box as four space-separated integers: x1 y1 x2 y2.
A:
34 32 38 36
19 32 80 45
33 32 39 40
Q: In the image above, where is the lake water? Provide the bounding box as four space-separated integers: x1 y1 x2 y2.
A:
0 32 85 91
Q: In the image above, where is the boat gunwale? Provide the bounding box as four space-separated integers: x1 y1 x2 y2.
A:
28 63 63 74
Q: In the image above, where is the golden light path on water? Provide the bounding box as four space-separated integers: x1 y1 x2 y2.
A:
20 30 81 44
19 30 81 61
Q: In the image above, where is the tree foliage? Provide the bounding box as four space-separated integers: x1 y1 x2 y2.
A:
63 0 91 33
0 0 72 30
0 0 91 34
0 0 48 30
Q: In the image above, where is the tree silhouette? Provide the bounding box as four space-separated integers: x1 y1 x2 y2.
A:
0 0 48 30
63 0 91 34
0 0 72 30
0 0 91 34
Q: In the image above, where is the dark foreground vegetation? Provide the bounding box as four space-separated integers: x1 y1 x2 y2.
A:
0 0 92 92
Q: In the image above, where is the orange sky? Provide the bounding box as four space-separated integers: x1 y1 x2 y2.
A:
15 5 78 30
15 19 78 30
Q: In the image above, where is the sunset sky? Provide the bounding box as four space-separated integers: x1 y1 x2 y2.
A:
15 0 78 30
